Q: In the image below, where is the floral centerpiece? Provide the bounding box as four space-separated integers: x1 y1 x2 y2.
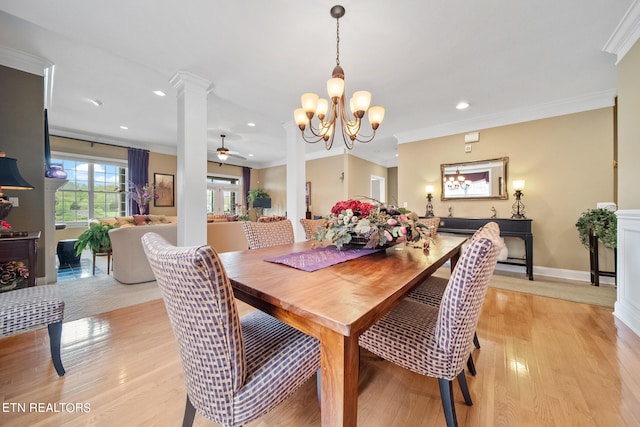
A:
0 260 29 292
316 199 433 249
128 182 158 214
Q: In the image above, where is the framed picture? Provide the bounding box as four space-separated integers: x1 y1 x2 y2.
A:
305 181 311 210
154 173 175 207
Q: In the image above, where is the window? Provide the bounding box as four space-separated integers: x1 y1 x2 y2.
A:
53 156 127 226
206 176 241 214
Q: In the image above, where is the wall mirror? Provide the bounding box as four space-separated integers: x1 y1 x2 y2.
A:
441 157 508 200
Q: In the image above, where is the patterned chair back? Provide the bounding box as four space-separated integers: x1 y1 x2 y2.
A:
241 219 295 249
141 232 246 422
435 226 501 378
417 217 440 236
299 218 326 240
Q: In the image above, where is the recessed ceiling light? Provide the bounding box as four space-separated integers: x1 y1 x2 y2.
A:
247 122 256 127
89 99 103 107
153 90 166 97
456 102 470 110
248 154 254 157
120 125 129 130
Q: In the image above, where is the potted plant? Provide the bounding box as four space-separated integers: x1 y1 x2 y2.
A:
248 188 271 209
74 222 117 256
575 208 617 249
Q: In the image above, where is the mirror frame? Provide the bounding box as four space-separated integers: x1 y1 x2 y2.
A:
440 157 509 201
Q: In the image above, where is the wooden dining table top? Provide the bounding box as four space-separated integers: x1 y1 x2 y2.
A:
219 234 468 340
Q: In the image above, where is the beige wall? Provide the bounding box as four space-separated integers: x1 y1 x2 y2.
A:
252 165 287 216
387 167 398 207
399 108 614 272
306 155 346 217
346 154 388 205
618 39 640 209
149 152 178 217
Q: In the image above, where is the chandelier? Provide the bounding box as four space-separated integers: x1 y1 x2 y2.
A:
293 5 385 150
216 134 229 162
446 168 471 190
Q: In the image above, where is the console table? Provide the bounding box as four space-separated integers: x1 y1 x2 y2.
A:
0 231 40 291
437 217 533 280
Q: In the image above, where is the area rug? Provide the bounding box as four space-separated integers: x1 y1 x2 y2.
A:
432 268 616 308
55 275 161 323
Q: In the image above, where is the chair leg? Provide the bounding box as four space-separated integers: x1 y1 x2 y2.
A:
457 370 473 406
438 378 458 427
466 353 477 376
182 395 196 427
473 332 481 349
47 321 65 376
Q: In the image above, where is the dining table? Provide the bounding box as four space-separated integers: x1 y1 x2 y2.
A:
218 234 467 426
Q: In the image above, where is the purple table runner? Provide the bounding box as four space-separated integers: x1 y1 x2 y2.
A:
264 245 384 272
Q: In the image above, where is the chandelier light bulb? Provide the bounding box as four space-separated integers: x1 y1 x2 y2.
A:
301 93 320 115
316 99 329 120
294 108 308 128
327 77 345 99
368 106 385 128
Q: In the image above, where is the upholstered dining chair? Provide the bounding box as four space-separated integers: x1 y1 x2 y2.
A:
299 218 326 240
359 233 501 427
417 216 440 236
141 232 320 427
407 221 502 364
241 219 295 249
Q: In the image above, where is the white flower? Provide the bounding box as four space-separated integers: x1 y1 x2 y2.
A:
345 209 354 217
354 219 372 235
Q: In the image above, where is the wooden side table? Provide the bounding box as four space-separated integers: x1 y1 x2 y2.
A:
92 249 112 276
0 231 40 291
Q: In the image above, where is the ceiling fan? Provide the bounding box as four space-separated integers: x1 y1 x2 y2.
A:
215 134 246 162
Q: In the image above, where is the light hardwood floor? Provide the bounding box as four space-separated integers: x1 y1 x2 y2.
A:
1 286 639 426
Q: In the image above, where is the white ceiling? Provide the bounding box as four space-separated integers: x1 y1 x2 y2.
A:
0 1 633 169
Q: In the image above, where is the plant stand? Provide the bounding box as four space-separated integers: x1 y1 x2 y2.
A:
589 231 616 286
92 249 112 276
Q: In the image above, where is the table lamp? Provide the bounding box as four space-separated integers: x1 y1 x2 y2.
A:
0 153 35 222
511 180 526 219
425 185 435 217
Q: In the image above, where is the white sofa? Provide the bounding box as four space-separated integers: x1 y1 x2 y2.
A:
108 221 249 284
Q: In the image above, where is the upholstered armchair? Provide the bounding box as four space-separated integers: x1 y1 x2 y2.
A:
418 216 440 236
141 232 320 426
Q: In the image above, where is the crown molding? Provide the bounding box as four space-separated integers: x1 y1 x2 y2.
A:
603 0 640 64
0 45 55 108
395 90 617 144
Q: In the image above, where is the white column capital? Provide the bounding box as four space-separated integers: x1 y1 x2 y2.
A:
169 71 214 94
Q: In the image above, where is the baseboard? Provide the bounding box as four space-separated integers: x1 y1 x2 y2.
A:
614 300 640 338
493 263 616 285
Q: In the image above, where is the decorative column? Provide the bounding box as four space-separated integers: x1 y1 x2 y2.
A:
614 210 640 337
283 121 307 241
169 71 211 247
44 177 67 283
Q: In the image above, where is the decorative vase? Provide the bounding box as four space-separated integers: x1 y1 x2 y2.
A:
45 164 67 179
138 205 147 215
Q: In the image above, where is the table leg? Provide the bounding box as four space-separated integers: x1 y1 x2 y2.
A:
450 247 461 273
319 328 359 427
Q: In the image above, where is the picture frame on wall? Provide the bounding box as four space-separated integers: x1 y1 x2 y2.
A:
154 173 175 207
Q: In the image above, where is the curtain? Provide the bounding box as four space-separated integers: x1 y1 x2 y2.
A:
128 148 149 214
242 166 251 211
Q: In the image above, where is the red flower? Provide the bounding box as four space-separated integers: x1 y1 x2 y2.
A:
330 199 376 217
0 220 11 229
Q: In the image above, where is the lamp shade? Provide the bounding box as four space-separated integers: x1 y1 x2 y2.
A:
512 180 525 191
0 157 34 190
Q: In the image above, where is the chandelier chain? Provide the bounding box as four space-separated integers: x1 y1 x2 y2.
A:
335 17 340 66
